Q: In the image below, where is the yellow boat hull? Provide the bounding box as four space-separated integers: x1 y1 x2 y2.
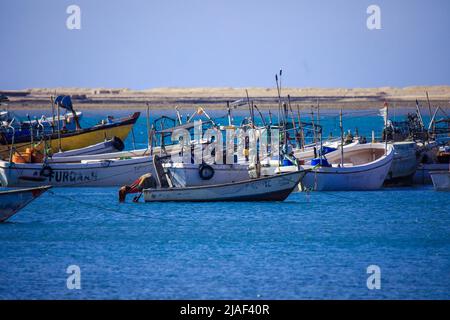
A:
0 112 139 159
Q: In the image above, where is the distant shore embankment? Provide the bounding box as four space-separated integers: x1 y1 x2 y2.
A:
1 86 450 110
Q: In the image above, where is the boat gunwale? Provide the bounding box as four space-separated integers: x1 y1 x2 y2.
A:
144 170 308 192
0 185 52 195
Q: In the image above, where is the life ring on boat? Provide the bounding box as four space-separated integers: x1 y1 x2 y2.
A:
111 136 125 151
199 164 214 180
40 165 53 177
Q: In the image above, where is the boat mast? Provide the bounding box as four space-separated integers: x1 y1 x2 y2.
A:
310 108 316 144
384 102 389 155
227 101 232 126
175 106 182 125
56 97 62 152
50 95 56 133
340 108 344 167
316 98 320 127
296 105 305 151
146 103 151 150
246 89 254 127
426 91 433 141
287 95 297 137
26 114 33 151
275 70 283 165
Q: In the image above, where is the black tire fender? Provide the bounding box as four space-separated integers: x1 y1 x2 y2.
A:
199 164 214 180
111 136 125 151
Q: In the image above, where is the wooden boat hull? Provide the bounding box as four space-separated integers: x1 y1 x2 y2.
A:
0 186 51 222
430 171 450 191
143 170 306 202
0 112 139 159
300 143 394 191
0 156 154 187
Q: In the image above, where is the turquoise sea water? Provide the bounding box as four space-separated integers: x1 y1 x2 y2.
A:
0 109 449 299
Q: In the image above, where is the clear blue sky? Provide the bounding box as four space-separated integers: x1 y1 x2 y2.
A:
1 0 449 89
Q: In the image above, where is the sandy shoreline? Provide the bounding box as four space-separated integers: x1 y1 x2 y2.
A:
1 86 450 111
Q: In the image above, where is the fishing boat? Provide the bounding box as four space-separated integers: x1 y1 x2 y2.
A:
51 136 125 158
384 141 418 186
0 111 140 160
143 170 307 202
414 163 449 185
0 186 51 222
0 111 84 143
300 143 394 191
430 170 450 191
414 144 450 184
0 155 154 187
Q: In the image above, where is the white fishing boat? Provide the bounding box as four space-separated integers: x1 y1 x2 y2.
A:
430 170 450 191
0 155 154 187
384 141 418 185
143 170 307 202
0 186 51 222
300 143 394 191
51 137 124 158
